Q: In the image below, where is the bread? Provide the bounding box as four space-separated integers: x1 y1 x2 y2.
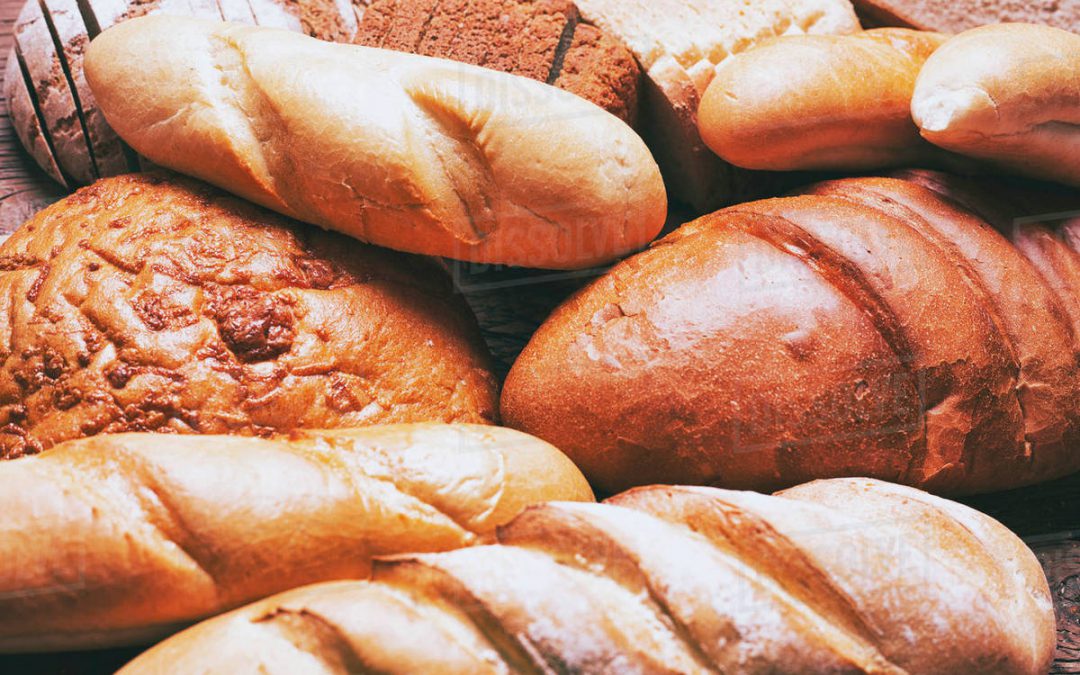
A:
699 29 948 171
117 477 1055 674
3 48 66 187
2 0 355 188
0 423 593 652
0 172 497 459
912 23 1080 188
352 0 641 125
569 0 861 210
853 0 1080 34
501 175 1080 495
84 16 666 269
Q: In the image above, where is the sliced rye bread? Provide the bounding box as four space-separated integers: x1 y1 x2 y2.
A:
352 0 640 125
13 0 96 185
3 49 66 187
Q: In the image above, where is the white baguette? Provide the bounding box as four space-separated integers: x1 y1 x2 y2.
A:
84 16 667 269
0 424 592 652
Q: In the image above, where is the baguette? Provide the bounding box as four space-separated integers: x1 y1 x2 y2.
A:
118 478 1055 675
0 424 592 652
83 16 667 269
502 175 1080 495
912 23 1080 187
699 28 948 171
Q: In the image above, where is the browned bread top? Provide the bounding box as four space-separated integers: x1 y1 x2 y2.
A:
117 478 1056 674
353 0 640 125
0 172 497 459
501 175 1080 495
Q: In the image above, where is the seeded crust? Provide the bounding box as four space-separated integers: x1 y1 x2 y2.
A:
352 0 640 124
0 172 497 459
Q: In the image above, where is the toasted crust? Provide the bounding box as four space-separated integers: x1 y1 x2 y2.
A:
699 29 948 171
501 176 1080 495
84 16 667 269
118 478 1055 675
0 172 497 458
0 423 592 652
912 23 1080 187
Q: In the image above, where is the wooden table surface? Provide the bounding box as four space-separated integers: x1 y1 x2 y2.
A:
0 1 1077 672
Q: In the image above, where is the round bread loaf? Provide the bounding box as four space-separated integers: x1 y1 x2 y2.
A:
502 175 1080 495
0 172 497 459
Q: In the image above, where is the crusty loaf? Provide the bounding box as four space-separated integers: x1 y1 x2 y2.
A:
912 23 1080 188
117 478 1055 674
853 0 1080 34
352 0 641 125
84 16 667 269
699 28 948 171
570 0 861 210
0 172 497 459
502 175 1080 495
0 423 592 652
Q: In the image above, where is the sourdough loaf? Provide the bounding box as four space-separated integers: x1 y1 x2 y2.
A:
570 0 861 210
502 175 1080 495
0 424 592 651
118 478 1055 675
84 17 667 268
0 172 496 459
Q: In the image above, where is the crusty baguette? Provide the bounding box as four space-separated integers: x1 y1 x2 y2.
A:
117 478 1055 674
0 423 592 652
699 28 947 171
570 0 861 211
912 23 1080 188
501 175 1080 495
83 16 667 269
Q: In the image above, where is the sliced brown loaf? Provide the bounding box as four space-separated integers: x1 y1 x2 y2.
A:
117 478 1056 675
501 175 1080 495
854 0 1080 33
352 0 640 124
0 424 593 652
0 172 497 459
3 49 66 187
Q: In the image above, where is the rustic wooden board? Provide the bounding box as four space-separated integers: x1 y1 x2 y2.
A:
0 0 1076 671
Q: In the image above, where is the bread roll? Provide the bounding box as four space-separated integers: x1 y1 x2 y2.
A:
501 176 1080 495
570 0 861 210
699 29 947 171
853 0 1080 34
0 172 496 459
117 478 1055 675
352 0 641 125
84 16 667 269
912 23 1080 188
0 423 592 652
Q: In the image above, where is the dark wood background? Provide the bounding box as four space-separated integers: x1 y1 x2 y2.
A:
0 2 1077 672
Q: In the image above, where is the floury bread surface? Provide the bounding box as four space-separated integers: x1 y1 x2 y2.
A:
118 478 1055 675
84 16 667 268
0 424 592 651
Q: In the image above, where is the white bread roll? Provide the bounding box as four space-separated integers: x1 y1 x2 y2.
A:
83 16 667 269
118 478 1055 674
912 23 1080 187
699 29 948 171
0 424 592 652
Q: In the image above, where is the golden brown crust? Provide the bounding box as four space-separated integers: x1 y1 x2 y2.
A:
118 478 1055 675
501 175 1080 495
0 423 592 652
912 23 1080 188
0 172 497 458
84 16 667 269
699 29 948 171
